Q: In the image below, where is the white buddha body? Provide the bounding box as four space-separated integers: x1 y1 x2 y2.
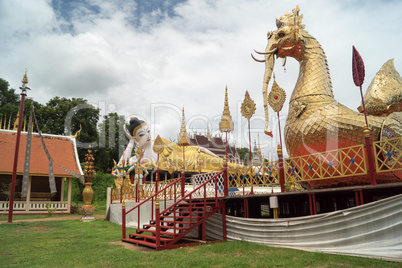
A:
118 117 222 173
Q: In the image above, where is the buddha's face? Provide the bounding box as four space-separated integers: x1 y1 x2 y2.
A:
134 124 151 147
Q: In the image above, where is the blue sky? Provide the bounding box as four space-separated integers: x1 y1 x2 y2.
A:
1 0 401 159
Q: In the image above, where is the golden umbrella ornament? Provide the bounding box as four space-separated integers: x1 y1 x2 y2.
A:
240 90 256 194
267 74 286 192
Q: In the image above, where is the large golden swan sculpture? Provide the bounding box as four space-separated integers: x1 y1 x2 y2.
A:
253 6 402 187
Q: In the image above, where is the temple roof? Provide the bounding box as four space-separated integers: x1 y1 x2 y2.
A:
189 134 238 160
0 130 83 177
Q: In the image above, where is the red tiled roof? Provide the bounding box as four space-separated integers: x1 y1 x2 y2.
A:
0 130 83 177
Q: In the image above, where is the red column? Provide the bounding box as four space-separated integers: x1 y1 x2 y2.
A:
312 194 317 215
224 158 228 197
309 193 317 215
122 201 126 239
355 191 360 206
155 202 160 247
181 171 185 197
277 145 285 193
309 194 313 215
364 129 377 185
8 91 26 223
359 190 364 205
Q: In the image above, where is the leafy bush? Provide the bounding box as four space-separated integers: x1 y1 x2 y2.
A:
67 171 115 204
92 171 115 202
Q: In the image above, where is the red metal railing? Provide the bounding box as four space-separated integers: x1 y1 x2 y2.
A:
122 177 184 238
122 170 225 240
158 170 225 237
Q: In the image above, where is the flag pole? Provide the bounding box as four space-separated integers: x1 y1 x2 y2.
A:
8 70 30 223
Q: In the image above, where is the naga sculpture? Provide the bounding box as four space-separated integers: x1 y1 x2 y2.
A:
253 6 402 187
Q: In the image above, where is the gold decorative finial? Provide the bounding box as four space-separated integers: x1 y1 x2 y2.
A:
178 107 190 146
219 85 234 132
153 135 165 154
240 90 256 120
268 74 286 113
22 69 28 84
83 146 95 183
70 124 82 139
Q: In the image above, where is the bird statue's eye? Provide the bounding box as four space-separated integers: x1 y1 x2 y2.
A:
278 32 285 38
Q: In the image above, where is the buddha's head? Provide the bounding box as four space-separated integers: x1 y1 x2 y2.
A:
129 117 151 147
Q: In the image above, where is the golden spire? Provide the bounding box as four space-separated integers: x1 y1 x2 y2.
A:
206 123 212 140
13 111 19 131
258 134 263 161
8 114 12 130
219 85 234 133
22 69 28 84
20 68 31 94
178 107 190 146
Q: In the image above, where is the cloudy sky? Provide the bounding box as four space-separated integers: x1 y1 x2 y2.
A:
1 0 401 159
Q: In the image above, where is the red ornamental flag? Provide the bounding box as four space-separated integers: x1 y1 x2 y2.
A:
352 46 365 87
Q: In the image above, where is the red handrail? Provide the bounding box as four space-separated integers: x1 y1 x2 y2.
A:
160 170 225 237
122 177 183 232
125 177 182 215
122 169 225 239
160 170 224 216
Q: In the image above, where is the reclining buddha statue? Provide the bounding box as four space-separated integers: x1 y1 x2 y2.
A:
117 117 229 175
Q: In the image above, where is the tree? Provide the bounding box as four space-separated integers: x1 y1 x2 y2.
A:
236 147 250 164
37 97 100 162
95 113 128 172
0 78 19 107
0 78 43 130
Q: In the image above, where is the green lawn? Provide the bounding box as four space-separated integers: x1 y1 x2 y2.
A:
0 218 400 267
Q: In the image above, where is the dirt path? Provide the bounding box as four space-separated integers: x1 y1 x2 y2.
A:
0 214 105 224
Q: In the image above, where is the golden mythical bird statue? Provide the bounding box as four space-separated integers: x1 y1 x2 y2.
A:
253 6 402 187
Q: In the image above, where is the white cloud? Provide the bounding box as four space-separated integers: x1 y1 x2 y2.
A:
1 0 401 159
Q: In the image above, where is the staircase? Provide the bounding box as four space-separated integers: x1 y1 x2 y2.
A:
122 170 226 250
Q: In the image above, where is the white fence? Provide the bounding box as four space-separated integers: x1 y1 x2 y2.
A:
191 171 224 198
0 201 69 212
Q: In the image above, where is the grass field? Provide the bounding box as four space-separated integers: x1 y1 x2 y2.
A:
0 216 400 268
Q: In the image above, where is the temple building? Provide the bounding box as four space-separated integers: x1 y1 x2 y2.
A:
0 128 83 214
188 128 239 162
251 141 261 165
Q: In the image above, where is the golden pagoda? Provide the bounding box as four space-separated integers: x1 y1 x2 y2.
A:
178 107 190 146
219 86 234 133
